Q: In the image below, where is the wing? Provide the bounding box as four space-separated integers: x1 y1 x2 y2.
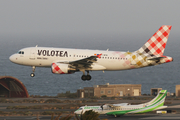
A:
58 56 98 70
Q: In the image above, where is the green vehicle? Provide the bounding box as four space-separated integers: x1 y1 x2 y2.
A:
74 90 167 117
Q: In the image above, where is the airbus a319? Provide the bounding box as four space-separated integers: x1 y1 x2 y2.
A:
9 25 173 81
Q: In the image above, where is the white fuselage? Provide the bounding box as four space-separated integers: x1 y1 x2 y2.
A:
74 104 144 115
9 46 172 79
9 47 137 71
74 104 167 115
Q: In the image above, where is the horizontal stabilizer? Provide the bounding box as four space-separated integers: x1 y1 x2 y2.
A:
148 57 165 61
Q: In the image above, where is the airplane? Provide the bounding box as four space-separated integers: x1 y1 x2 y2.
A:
9 25 173 81
74 90 167 117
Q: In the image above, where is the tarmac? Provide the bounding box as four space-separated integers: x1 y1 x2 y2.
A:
0 97 180 120
0 114 180 120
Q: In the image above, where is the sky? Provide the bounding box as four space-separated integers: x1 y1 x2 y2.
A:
0 0 179 95
0 0 180 36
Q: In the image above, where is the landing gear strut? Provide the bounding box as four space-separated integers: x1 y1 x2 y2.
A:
30 66 36 77
81 71 91 81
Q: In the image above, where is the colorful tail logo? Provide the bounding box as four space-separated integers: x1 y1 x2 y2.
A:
137 25 172 57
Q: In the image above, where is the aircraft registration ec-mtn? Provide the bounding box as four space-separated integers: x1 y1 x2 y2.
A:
9 25 173 81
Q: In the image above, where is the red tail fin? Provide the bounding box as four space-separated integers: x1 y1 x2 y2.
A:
137 25 172 57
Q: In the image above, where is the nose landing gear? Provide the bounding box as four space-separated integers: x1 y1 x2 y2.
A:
30 66 36 77
81 71 92 81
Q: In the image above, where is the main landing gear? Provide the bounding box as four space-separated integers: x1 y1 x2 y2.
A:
81 71 91 81
30 66 36 77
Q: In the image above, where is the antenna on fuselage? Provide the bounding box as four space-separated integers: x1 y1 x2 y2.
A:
107 48 109 51
36 45 38 47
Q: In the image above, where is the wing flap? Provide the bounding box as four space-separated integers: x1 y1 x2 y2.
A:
69 56 98 69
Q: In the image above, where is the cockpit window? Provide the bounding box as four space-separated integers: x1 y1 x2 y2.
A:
78 108 83 110
18 51 24 54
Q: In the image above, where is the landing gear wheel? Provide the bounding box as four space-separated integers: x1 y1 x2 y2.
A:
81 75 92 81
31 66 36 77
86 75 91 81
81 71 92 81
81 75 86 81
30 73 35 77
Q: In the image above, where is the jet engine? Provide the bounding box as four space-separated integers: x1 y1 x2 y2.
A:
51 63 76 74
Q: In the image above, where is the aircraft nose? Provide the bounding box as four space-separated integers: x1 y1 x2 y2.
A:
74 110 80 114
9 54 17 63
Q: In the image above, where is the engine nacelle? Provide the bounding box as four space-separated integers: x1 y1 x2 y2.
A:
51 63 75 74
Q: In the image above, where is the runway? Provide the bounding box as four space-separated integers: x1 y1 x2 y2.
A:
0 114 180 120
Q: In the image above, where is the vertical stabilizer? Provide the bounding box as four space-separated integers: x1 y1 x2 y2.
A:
144 90 167 106
130 90 167 114
137 25 172 57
